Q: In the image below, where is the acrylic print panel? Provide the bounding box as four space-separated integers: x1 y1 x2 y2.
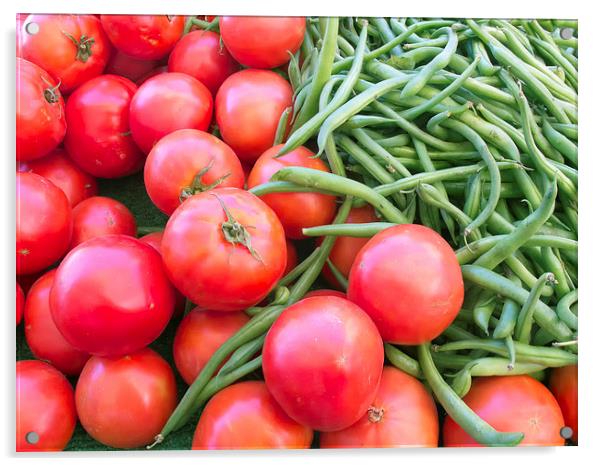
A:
15 13 578 452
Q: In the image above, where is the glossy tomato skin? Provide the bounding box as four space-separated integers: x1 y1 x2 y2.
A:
443 375 565 447
304 289 348 299
16 172 72 275
75 348 177 449
173 308 250 384
321 366 439 448
284 239 298 276
348 224 464 345
168 30 239 95
50 235 175 357
144 129 244 215
193 381 313 449
219 17 306 69
549 365 578 442
263 296 384 432
64 74 144 178
25 149 98 207
215 69 293 163
162 187 287 311
100 15 185 60
16 58 66 161
17 283 25 325
247 144 336 239
130 72 213 154
105 49 160 83
20 15 110 93
322 206 379 288
16 360 76 452
70 196 137 249
24 270 90 376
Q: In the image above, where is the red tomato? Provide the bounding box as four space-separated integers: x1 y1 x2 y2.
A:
348 224 463 345
193 381 313 449
549 365 578 442
75 348 177 449
24 270 90 376
20 15 110 93
16 58 66 161
16 360 76 452
247 144 336 239
50 235 175 357
168 30 239 95
219 17 306 69
304 289 348 299
284 239 298 276
322 206 379 288
70 196 137 249
173 308 249 384
263 296 384 431
135 65 169 86
16 172 72 275
144 129 244 215
320 366 439 447
25 149 98 207
64 74 144 178
100 15 185 60
17 283 25 325
130 73 213 154
138 231 187 317
162 187 287 311
443 375 565 447
215 69 293 163
105 49 160 82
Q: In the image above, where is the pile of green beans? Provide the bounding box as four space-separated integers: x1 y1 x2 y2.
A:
152 17 577 449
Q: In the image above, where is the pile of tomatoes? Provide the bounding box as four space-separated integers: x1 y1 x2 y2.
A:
16 14 576 452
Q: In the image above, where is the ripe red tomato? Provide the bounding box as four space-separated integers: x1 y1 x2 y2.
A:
16 172 72 275
70 196 137 249
16 360 76 452
247 144 336 239
144 129 244 215
50 235 175 357
100 15 185 60
284 239 298 276
17 283 25 325
320 366 439 447
348 224 464 345
24 270 90 376
75 348 177 449
192 381 313 449
16 58 66 161
168 30 239 95
443 375 565 447
219 17 306 69
130 73 213 154
64 74 144 178
549 365 578 442
263 296 384 432
215 69 293 163
322 206 379 288
20 14 110 93
162 187 287 311
173 308 249 385
105 49 161 82
304 289 348 299
25 149 98 207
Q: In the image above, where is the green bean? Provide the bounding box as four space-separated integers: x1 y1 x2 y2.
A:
276 246 323 288
326 259 349 290
443 323 479 341
272 167 408 224
541 247 571 298
542 119 578 167
293 17 340 131
472 291 497 335
470 39 500 76
446 181 522 198
417 343 524 446
556 289 578 331
249 181 336 197
370 17 403 56
373 133 411 148
463 172 483 219
217 334 266 376
493 278 522 339
351 128 412 178
530 34 578 84
515 273 558 344
273 107 292 146
338 135 399 186
303 221 393 237
337 36 355 56
384 344 422 378
505 253 554 298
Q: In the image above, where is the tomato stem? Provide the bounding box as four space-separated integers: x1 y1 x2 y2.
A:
62 31 95 62
367 406 385 423
179 160 231 202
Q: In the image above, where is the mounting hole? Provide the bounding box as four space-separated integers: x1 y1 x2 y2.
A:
560 426 573 440
560 27 573 40
25 431 39 444
25 22 39 35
